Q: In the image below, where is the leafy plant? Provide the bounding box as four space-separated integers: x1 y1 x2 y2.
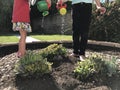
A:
39 44 67 61
74 59 96 80
14 50 52 77
74 54 118 81
89 2 120 43
104 57 118 77
14 44 67 77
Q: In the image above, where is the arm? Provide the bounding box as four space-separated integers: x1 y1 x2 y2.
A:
57 0 69 3
46 0 51 8
57 0 69 5
56 0 67 9
94 0 106 14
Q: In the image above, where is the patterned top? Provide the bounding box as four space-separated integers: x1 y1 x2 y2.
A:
72 0 93 4
12 0 30 23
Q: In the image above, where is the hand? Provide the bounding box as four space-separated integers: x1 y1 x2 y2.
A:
56 0 63 9
57 0 64 4
56 0 67 9
97 7 106 14
46 0 51 8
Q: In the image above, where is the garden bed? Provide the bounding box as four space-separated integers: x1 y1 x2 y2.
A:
0 49 120 90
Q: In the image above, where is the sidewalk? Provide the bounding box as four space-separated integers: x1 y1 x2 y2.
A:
17 36 40 43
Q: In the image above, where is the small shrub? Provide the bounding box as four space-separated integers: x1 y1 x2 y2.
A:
39 44 67 61
74 59 96 80
74 54 118 81
14 50 52 77
105 57 118 77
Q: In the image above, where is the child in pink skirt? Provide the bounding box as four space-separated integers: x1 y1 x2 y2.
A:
12 0 51 58
12 0 31 58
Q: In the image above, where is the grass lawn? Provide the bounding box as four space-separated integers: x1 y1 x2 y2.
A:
0 36 19 44
0 35 72 44
31 35 72 41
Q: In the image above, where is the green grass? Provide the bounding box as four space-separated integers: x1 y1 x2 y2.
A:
0 35 72 44
31 35 72 41
0 36 19 44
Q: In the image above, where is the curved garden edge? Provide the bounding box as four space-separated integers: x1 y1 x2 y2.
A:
0 40 120 57
0 40 120 90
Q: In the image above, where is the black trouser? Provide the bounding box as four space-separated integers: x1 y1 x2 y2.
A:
72 3 92 55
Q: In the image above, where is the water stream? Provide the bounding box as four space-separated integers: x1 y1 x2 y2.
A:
41 16 45 28
61 16 65 35
60 16 65 42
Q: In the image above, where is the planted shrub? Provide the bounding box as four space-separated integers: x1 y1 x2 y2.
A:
14 44 67 77
39 44 67 61
105 57 118 77
74 54 118 81
14 50 52 77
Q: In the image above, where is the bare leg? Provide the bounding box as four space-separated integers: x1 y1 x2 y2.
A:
17 29 27 57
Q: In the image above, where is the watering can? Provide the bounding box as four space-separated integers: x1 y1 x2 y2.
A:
56 0 67 15
37 0 51 16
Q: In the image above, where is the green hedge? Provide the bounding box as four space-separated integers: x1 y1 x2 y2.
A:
0 0 13 32
89 2 120 43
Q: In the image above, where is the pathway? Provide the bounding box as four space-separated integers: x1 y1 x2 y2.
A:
17 36 40 43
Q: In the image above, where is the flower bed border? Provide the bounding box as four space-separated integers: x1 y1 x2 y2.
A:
0 40 120 57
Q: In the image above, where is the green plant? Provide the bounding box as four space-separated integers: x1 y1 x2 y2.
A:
0 0 13 31
116 0 120 3
74 54 118 81
74 59 96 80
89 2 120 43
14 50 52 77
39 44 67 61
105 57 118 77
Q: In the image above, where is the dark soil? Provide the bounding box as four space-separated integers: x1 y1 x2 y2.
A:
0 49 120 90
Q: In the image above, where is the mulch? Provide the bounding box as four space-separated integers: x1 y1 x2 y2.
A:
0 49 120 90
